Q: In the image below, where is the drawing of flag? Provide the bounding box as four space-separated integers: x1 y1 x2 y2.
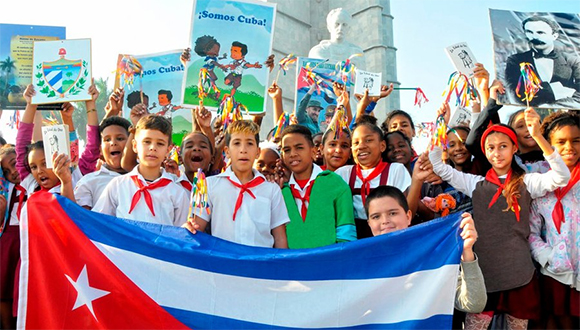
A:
18 192 462 329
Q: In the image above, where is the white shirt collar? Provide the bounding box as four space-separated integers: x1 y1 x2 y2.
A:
127 165 173 183
289 164 322 191
217 166 265 184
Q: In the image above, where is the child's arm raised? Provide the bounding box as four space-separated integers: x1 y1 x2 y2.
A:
524 107 571 197
195 104 216 149
268 83 284 127
407 153 432 219
427 146 484 197
473 63 490 107
16 85 37 180
78 80 100 175
102 88 124 121
455 212 486 313
52 153 75 202
121 103 148 172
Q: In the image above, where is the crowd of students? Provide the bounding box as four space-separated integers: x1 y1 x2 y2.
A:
0 56 578 330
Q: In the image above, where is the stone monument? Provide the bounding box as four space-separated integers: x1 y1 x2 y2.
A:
308 8 365 69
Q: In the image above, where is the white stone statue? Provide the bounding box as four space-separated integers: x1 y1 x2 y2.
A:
308 8 364 68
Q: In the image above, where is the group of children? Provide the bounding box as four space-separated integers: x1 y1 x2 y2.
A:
0 58 578 330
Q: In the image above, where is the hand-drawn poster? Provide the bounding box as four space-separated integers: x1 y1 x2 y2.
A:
181 0 276 115
114 50 187 145
32 39 91 105
490 9 580 109
41 124 70 168
354 70 382 96
444 42 477 78
0 24 65 109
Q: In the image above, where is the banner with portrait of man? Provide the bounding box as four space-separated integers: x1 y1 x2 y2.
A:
489 9 580 109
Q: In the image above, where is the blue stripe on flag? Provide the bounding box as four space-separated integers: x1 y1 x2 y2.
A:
164 307 453 330
47 71 62 93
56 195 462 281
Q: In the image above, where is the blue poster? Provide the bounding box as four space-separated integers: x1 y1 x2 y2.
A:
181 0 276 114
0 24 65 109
115 50 187 145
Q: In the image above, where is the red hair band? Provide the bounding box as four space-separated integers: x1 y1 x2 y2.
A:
481 125 519 153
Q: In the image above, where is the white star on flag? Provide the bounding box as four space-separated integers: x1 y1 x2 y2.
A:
65 265 110 321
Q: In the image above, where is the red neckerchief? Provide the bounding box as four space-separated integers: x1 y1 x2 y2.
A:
129 176 172 216
227 176 265 221
552 163 580 233
14 185 27 219
355 161 388 206
485 168 520 221
320 165 327 171
290 181 314 222
180 180 193 192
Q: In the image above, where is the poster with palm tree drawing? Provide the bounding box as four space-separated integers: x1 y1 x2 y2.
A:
0 24 65 109
32 39 91 105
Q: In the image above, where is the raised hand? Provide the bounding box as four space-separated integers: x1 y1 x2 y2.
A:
267 82 282 100
524 107 542 138
180 48 191 67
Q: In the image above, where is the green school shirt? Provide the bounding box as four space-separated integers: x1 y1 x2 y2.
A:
282 170 356 249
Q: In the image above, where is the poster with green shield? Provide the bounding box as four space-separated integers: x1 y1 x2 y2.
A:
181 0 276 114
31 38 91 105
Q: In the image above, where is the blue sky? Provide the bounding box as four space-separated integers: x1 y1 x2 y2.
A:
1 0 579 144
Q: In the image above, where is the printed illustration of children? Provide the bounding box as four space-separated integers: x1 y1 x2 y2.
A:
194 35 227 99
156 89 182 119
224 41 263 97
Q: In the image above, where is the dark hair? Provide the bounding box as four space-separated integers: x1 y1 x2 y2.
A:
194 35 220 57
0 145 16 161
353 115 384 141
24 141 45 173
541 111 580 142
280 124 314 147
127 91 149 109
507 109 526 128
447 125 471 136
134 114 172 141
382 110 415 133
0 135 6 146
225 120 260 146
384 130 411 148
522 16 560 34
158 89 173 101
99 116 131 136
181 131 214 156
232 41 248 56
364 186 409 216
322 128 351 145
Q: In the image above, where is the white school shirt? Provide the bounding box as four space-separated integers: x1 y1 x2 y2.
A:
93 166 189 226
288 164 323 214
20 167 83 198
194 166 290 248
173 172 193 193
5 182 27 226
429 147 570 199
74 165 121 208
335 162 412 219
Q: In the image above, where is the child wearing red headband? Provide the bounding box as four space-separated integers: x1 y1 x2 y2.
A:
426 108 570 329
529 111 580 329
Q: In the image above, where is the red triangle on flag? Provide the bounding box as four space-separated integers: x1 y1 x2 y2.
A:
20 191 189 329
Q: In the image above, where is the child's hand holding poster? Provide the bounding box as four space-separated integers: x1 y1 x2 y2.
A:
354 70 382 96
32 39 91 105
181 0 276 114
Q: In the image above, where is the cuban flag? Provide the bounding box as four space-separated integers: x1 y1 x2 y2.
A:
18 191 463 329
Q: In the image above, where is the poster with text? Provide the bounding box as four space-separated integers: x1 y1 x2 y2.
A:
444 42 477 78
32 39 91 105
0 24 65 109
490 9 580 109
181 0 276 114
114 50 187 145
